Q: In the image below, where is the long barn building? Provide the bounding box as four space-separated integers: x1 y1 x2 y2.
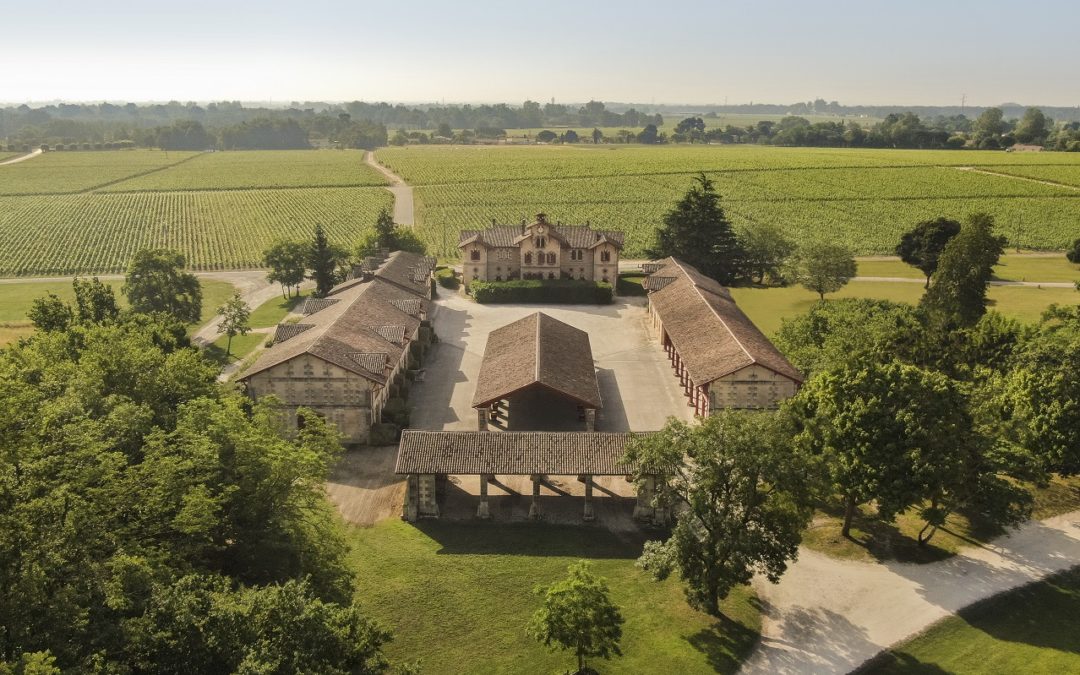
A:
642 257 803 415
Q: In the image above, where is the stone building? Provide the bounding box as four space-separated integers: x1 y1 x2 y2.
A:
642 257 803 415
240 251 434 444
458 213 623 290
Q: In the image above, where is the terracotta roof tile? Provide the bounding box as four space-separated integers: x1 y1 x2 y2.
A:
394 430 643 475
273 323 313 343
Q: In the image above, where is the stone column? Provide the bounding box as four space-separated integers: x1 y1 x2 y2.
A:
477 473 491 519
585 408 596 432
582 475 595 522
403 474 419 522
529 474 542 520
633 475 654 521
477 406 490 431
418 473 440 518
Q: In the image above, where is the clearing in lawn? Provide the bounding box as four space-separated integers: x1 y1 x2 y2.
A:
347 518 761 675
863 566 1080 674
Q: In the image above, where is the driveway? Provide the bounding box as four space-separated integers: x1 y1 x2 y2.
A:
408 291 693 433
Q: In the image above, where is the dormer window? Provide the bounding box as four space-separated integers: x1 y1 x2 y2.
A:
470 249 481 261
600 250 611 262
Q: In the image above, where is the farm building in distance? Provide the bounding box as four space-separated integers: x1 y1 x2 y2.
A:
458 212 623 289
240 251 435 444
642 257 803 415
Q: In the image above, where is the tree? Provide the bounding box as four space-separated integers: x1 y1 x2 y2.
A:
787 241 856 299
626 412 813 615
527 561 624 675
775 298 924 378
636 124 660 144
308 224 345 298
737 222 796 284
921 212 1006 327
354 208 426 262
1014 107 1050 145
561 129 579 143
27 293 73 332
435 122 453 139
262 239 308 298
216 292 251 357
973 107 1007 140
896 217 962 287
1066 238 1080 264
536 130 557 143
123 249 202 323
591 127 603 144
792 360 1027 542
647 173 745 284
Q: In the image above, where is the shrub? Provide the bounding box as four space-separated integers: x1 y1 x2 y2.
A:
471 279 613 304
369 422 400 445
1067 238 1080 264
435 267 459 289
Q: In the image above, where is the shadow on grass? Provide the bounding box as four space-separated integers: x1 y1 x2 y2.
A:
814 501 1006 564
412 519 656 559
686 613 761 674
856 651 952 674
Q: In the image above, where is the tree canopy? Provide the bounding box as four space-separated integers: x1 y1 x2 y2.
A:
648 173 745 284
896 217 962 287
263 239 309 298
626 412 813 615
920 213 1006 328
123 249 203 323
787 241 856 299
527 561 624 674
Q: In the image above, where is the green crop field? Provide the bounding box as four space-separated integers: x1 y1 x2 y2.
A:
375 145 1080 258
0 149 391 276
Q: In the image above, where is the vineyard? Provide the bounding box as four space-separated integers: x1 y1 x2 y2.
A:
375 145 1080 257
0 149 391 275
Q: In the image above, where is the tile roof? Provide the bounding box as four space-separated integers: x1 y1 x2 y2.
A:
373 325 407 345
301 297 339 315
472 312 603 409
646 257 803 385
459 221 624 250
241 273 428 384
390 298 423 317
642 276 676 291
394 430 644 475
274 323 313 343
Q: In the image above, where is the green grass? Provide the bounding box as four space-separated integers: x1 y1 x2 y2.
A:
616 273 648 296
377 145 1080 258
347 519 761 675
864 567 1080 674
248 291 308 328
729 281 1078 337
0 278 236 347
802 475 1080 565
857 254 1080 283
204 332 265 366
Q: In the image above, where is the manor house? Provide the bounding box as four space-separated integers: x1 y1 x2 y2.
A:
458 213 623 290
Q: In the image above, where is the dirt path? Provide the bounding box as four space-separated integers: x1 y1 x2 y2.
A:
364 151 414 226
739 509 1080 674
956 165 1080 192
0 149 43 166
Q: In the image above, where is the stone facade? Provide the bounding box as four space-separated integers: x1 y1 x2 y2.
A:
459 214 623 290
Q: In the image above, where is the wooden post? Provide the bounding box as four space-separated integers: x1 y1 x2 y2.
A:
529 474 542 520
477 473 491 519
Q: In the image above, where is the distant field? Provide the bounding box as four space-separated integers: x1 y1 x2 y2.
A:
0 149 392 275
100 149 386 191
376 145 1080 258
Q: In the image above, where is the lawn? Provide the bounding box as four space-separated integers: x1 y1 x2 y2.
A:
801 475 1080 564
863 566 1080 674
347 519 761 675
0 278 237 347
857 254 1080 283
729 281 1078 337
204 332 266 366
247 291 308 328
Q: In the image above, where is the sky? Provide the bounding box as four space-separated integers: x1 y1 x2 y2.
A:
2 0 1079 107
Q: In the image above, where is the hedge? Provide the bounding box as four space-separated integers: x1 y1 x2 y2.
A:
471 279 613 304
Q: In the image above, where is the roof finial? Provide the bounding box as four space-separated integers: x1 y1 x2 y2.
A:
536 213 547 224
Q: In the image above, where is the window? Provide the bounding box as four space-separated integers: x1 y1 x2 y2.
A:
546 252 556 265
600 250 611 262
571 249 583 261
548 272 555 279
524 252 532 264
470 249 481 261
535 236 546 249
498 249 511 260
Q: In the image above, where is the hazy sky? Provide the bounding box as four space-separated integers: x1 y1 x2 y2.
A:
3 0 1078 106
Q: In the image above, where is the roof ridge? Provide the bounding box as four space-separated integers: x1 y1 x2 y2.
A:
667 257 755 366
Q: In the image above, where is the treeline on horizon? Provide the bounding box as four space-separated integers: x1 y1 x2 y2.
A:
1 98 1078 152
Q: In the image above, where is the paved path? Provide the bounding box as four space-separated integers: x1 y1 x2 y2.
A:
0 149 43 166
957 165 1080 192
740 509 1080 674
365 151 414 226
